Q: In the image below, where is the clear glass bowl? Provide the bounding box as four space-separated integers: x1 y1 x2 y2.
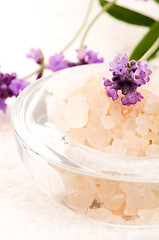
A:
11 63 159 226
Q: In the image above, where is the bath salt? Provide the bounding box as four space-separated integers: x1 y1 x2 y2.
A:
46 73 159 226
66 94 89 128
47 75 159 157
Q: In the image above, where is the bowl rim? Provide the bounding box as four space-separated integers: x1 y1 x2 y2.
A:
11 63 159 183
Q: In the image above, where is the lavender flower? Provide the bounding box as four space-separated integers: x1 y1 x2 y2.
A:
46 52 68 72
9 77 30 96
46 46 104 73
27 48 43 64
76 45 104 64
0 99 7 113
0 72 30 113
103 53 152 106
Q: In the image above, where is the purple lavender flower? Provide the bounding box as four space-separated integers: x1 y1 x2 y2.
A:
103 53 152 106
0 72 30 113
46 52 68 72
109 53 128 75
103 78 118 100
121 90 143 106
9 77 30 96
130 60 152 86
27 48 43 64
45 46 104 74
0 99 7 113
76 46 104 64
76 46 87 61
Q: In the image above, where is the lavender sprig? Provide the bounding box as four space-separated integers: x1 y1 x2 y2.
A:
103 53 152 106
45 45 104 72
0 72 29 113
27 48 44 79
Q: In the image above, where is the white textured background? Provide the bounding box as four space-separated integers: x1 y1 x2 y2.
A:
0 0 159 239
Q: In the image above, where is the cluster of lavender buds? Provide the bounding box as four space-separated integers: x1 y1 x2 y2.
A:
0 73 29 113
27 46 104 78
103 53 152 106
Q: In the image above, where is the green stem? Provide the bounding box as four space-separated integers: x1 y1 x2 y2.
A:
79 0 116 49
27 68 41 78
27 55 45 79
62 0 94 52
141 37 159 61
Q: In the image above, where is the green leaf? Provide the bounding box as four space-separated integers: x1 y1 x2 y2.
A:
147 45 159 61
99 0 155 26
130 21 159 60
155 0 159 3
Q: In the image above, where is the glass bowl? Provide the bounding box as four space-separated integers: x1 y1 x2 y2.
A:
11 63 159 226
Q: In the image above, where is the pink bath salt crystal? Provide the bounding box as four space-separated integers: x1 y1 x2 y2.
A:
111 139 127 156
149 134 159 145
100 115 115 130
122 118 136 133
146 144 159 157
70 77 101 101
137 184 152 198
112 129 123 139
151 208 159 224
84 76 102 93
109 102 122 123
123 131 149 156
111 193 125 201
103 145 112 153
87 207 112 221
144 92 159 114
125 148 139 157
135 114 149 136
87 109 101 128
66 94 89 128
130 108 138 118
152 183 159 192
120 182 142 215
124 197 142 216
109 215 126 225
87 127 112 150
89 92 110 115
64 176 96 211
56 100 71 131
138 209 154 222
66 128 88 144
47 97 70 131
121 182 158 216
97 182 125 211
153 116 159 133
65 190 96 212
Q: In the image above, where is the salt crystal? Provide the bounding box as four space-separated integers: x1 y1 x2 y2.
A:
151 208 159 224
66 128 87 144
97 182 125 211
122 118 136 132
87 127 112 150
47 75 159 158
153 116 159 133
135 114 149 136
47 96 70 131
138 209 153 222
111 139 127 156
66 94 89 128
152 183 159 191
89 92 110 115
146 144 159 157
109 102 122 123
87 207 112 221
112 129 123 139
100 115 115 129
144 91 159 114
